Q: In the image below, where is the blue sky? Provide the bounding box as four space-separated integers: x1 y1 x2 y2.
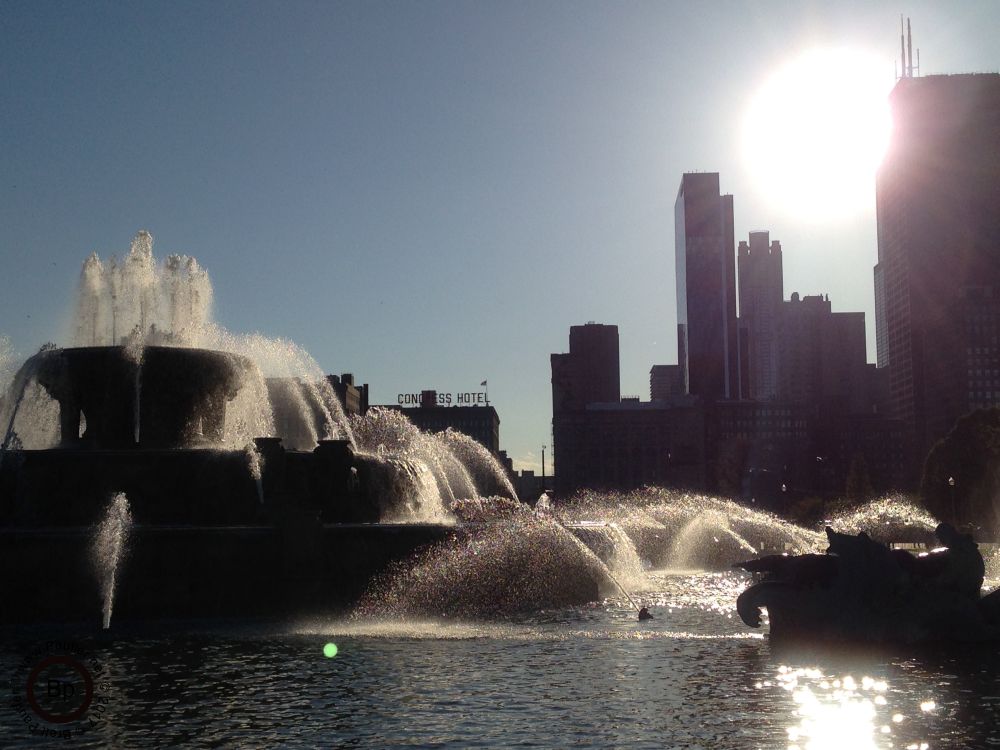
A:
3 1 1000 472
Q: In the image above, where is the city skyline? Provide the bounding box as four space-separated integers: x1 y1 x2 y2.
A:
4 2 1000 472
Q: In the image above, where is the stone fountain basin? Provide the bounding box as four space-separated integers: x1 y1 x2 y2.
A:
31 345 253 449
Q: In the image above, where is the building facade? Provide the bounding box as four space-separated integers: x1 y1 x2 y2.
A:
553 399 705 495
675 173 740 400
649 364 685 401
716 400 809 511
737 231 783 400
328 373 369 417
551 323 620 413
874 73 1000 463
393 391 501 454
551 323 704 495
776 293 870 416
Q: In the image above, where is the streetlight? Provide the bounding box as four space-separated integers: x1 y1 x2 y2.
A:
948 476 956 525
541 445 546 484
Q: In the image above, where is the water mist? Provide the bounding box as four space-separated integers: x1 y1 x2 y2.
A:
91 493 132 629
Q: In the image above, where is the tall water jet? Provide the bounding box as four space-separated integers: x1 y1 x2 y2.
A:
245 440 265 504
91 493 132 629
0 334 13 393
123 327 146 444
74 231 212 349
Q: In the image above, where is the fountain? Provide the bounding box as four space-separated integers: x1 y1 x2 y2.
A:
0 231 525 624
353 488 839 621
0 231 952 628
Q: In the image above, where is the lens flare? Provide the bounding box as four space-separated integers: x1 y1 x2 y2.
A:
742 48 893 222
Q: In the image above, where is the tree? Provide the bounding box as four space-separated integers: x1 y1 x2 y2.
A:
716 438 750 499
844 452 875 505
920 407 1000 528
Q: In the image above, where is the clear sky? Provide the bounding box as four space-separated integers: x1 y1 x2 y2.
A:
3 1 1000 473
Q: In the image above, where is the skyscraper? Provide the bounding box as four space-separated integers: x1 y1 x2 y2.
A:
777 293 869 415
550 323 705 495
738 231 783 400
675 173 739 401
874 73 1000 462
550 322 620 413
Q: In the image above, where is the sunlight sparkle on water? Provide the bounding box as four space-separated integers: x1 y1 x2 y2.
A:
767 666 937 750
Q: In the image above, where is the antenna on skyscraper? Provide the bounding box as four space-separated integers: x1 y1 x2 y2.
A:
907 18 913 77
898 16 919 79
900 15 906 79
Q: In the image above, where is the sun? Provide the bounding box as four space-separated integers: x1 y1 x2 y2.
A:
741 48 893 222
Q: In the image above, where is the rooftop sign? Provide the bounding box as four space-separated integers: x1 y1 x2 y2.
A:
397 391 489 407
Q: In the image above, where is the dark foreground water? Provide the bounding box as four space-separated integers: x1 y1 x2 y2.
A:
3 570 1000 749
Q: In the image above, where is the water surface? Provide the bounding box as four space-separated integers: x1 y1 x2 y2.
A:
3 570 998 749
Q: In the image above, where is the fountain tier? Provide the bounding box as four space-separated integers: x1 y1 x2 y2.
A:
31 345 252 449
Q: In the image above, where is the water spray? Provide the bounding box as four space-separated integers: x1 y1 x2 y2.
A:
91 493 132 630
602 564 644 615
549 515 647 619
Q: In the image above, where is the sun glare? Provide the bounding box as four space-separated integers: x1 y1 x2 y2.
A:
742 48 893 222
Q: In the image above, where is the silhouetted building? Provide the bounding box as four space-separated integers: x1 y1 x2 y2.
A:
874 73 1000 466
551 324 704 495
716 400 809 511
553 398 705 496
874 262 889 369
650 364 685 401
512 469 547 505
675 173 739 400
551 323 620 413
738 231 783 400
392 391 501 453
821 413 908 497
777 293 870 416
328 373 369 417
958 287 1000 412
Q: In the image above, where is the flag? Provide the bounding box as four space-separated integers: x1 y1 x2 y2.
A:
480 380 487 387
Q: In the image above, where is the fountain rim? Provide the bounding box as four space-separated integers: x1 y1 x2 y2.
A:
27 344 254 362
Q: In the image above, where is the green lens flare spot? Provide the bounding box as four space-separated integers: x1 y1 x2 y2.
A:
323 642 339 658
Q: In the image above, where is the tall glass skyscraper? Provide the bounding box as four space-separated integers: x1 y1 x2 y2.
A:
674 172 739 401
874 73 1000 461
